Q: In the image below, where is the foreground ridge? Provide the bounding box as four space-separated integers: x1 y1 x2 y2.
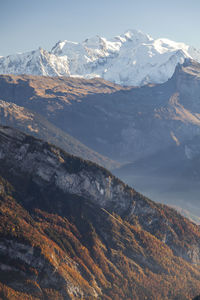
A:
0 126 200 299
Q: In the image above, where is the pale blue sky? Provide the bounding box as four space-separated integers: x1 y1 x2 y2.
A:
1 0 200 56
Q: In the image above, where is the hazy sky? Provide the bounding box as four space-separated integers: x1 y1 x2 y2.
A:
1 0 200 56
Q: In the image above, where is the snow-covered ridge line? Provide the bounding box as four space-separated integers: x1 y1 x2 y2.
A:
1 29 200 86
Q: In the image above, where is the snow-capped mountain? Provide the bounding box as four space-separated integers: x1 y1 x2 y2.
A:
0 48 70 77
1 29 200 86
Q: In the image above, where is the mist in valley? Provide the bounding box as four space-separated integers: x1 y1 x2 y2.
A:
114 171 200 224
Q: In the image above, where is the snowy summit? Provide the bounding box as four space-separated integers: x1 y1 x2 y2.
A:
1 29 200 86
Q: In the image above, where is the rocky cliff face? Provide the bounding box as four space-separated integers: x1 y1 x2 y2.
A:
1 126 200 299
0 126 131 215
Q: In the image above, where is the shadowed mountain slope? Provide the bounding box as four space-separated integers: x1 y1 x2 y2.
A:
0 99 118 170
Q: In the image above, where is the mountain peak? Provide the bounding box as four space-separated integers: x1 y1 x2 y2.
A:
122 28 153 42
83 35 104 47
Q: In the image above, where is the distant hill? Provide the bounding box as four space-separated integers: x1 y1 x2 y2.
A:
0 98 119 170
114 133 200 217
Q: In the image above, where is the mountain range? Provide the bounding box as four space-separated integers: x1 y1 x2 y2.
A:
0 59 200 219
1 29 200 86
1 28 200 299
0 74 126 170
1 126 200 299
